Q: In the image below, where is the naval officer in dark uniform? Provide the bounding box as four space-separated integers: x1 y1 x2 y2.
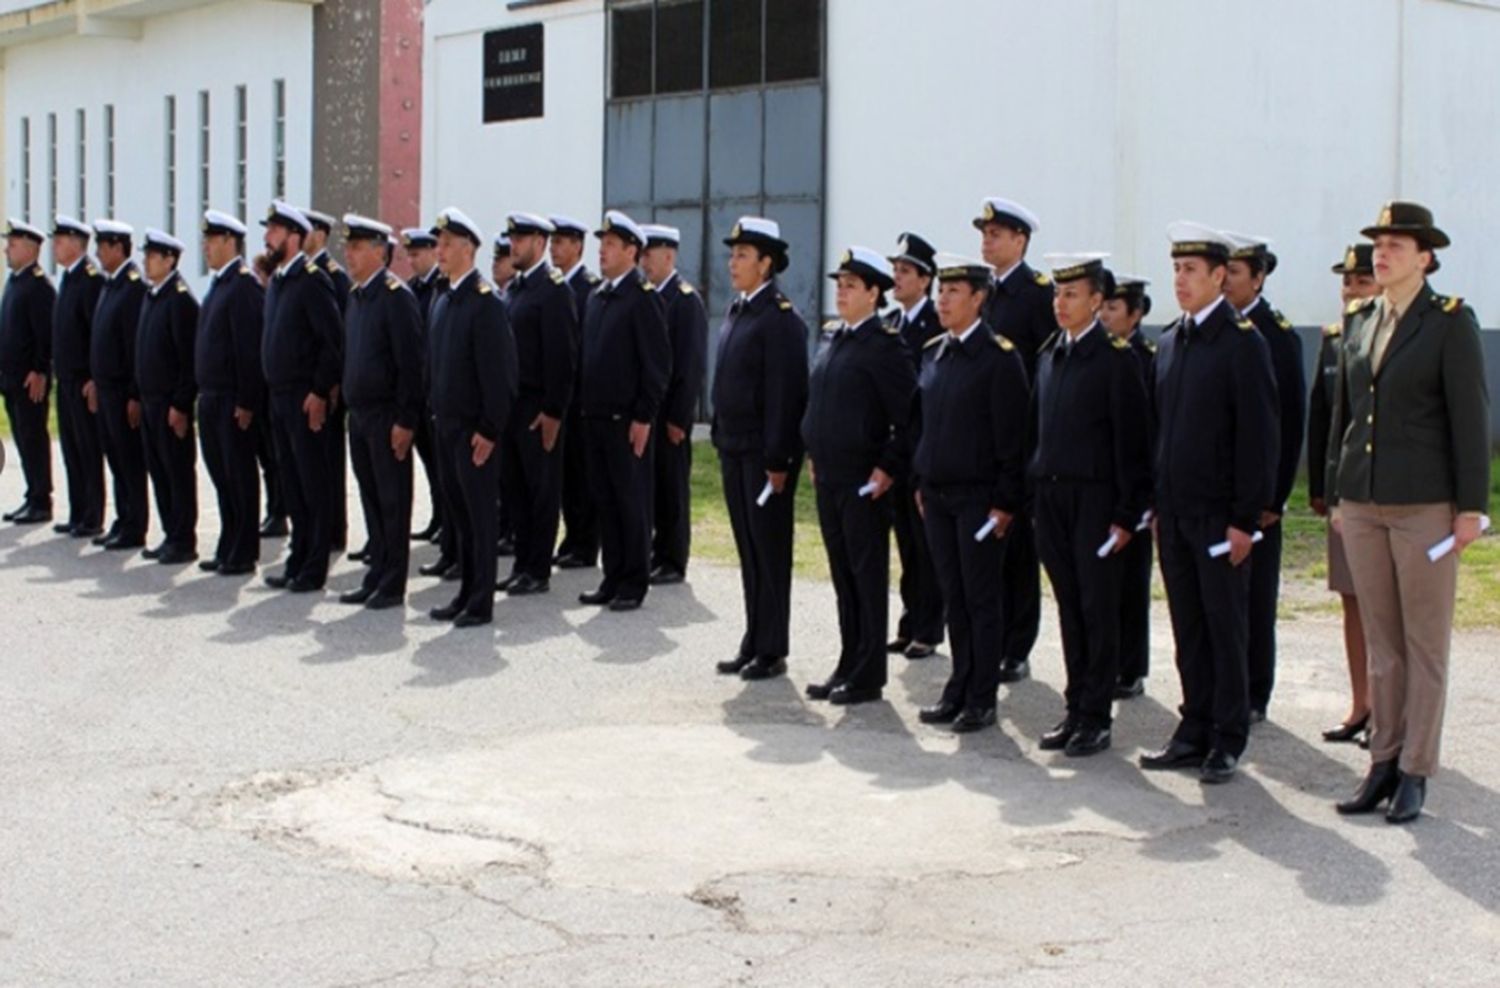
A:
550 213 601 570
89 219 149 550
425 208 518 628
338 215 425 610
711 217 809 682
135 229 200 564
303 208 353 555
974 197 1053 684
259 201 343 592
402 227 447 546
802 247 916 706
0 219 56 525
1224 232 1305 723
1139 222 1277 784
1028 254 1151 757
497 212 575 597
48 216 105 536
639 223 708 586
913 256 1030 733
576 211 670 611
195 210 265 576
1098 273 1157 699
884 232 945 659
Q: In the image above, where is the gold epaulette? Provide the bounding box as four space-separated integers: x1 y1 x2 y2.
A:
176 280 189 294
478 280 493 295
680 281 694 294
127 269 140 282
1274 311 1294 331
386 275 402 291
923 334 945 350
1434 294 1463 314
1110 335 1129 350
1236 318 1254 331
997 335 1016 351
549 268 566 284
1033 271 1051 287
1322 323 1342 338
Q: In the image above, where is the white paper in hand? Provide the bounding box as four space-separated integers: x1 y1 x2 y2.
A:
1208 530 1264 558
755 480 775 508
1428 514 1491 562
1096 531 1119 558
973 516 999 542
857 481 879 498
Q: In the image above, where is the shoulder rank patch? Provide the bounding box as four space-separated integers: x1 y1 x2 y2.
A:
239 264 252 276
1145 339 1158 354
777 298 793 311
386 275 402 291
176 280 189 293
1346 298 1375 316
1236 318 1254 331
127 269 141 282
478 281 493 295
306 261 319 275
641 281 654 292
32 265 46 278
1435 294 1463 314
1032 271 1051 287
680 282 694 294
327 259 343 272
549 268 566 284
586 272 601 285
923 333 945 350
997 335 1016 351
1322 323 1342 338
1111 335 1129 350
1274 311 1294 331
85 263 99 277
821 319 840 331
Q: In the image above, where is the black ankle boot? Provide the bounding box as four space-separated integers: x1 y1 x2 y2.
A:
1336 759 1400 815
1385 773 1426 824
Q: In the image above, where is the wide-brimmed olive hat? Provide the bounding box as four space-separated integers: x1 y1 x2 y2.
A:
1360 200 1450 250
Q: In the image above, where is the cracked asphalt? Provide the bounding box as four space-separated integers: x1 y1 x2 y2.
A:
2 453 1499 986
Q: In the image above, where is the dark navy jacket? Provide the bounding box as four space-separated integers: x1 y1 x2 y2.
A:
1242 296 1306 512
657 272 708 429
51 259 103 382
261 254 343 397
195 259 266 410
982 260 1057 378
90 261 147 395
709 280 810 470
801 314 916 485
427 269 518 441
0 263 56 391
578 267 670 423
135 270 200 414
506 261 577 422
342 268 425 429
888 295 944 371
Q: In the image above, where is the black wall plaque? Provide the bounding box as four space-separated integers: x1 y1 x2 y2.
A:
483 24 544 123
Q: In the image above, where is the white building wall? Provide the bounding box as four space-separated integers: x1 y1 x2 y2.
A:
422 0 604 246
1 0 315 292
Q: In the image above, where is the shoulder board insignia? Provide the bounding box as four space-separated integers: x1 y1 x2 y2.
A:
641 281 654 292
1111 335 1129 350
239 264 252 276
882 320 900 335
127 269 140 282
305 262 319 275
175 280 189 293
85 263 99 277
386 275 402 291
478 281 493 295
1033 271 1051 287
923 334 945 350
1346 298 1374 316
1274 312 1293 331
1437 295 1462 314
1145 339 1158 354
1322 323 1342 338
777 299 792 311
32 265 46 277
680 281 694 294
1236 318 1254 331
586 272 601 284
821 319 840 331
549 268 566 284
327 260 343 272
997 335 1016 351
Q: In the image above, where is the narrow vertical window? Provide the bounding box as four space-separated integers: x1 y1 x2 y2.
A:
235 85 248 222
104 105 116 218
199 90 211 273
164 96 177 233
76 108 87 218
272 79 286 201
20 118 31 223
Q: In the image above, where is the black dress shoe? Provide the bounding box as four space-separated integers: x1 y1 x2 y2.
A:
649 566 685 586
156 547 198 565
441 563 462 581
716 655 755 676
365 592 404 611
805 678 844 701
347 544 371 563
91 529 117 546
264 572 292 589
829 684 882 706
142 543 167 560
555 553 596 570
1249 707 1268 725
495 573 518 592
105 535 145 551
579 587 616 606
217 562 255 576
453 611 492 628
259 516 289 538
429 602 463 622
1200 749 1238 784
496 537 515 557
1066 726 1112 758
904 642 937 660
53 522 75 535
428 527 444 545
340 587 375 605
286 576 324 594
1321 714 1370 744
419 557 455 577
1039 718 1077 751
1385 773 1426 824
11 505 53 525
71 525 103 539
918 701 962 725
1114 677 1146 700
1 503 24 521
950 707 997 733
507 574 551 596
411 521 439 542
739 656 787 681
1336 759 1400 815
198 559 222 573
1140 740 1208 771
997 658 1030 683
886 638 911 654
608 597 643 612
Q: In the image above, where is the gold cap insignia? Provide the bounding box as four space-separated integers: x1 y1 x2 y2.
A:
1378 204 1393 227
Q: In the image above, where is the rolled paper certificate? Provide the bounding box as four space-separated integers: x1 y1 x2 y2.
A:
857 481 879 497
1428 514 1492 562
1208 530 1265 558
1097 531 1119 558
973 516 999 542
756 480 775 507
1136 510 1153 532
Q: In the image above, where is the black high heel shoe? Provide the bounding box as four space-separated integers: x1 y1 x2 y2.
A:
1321 713 1370 743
